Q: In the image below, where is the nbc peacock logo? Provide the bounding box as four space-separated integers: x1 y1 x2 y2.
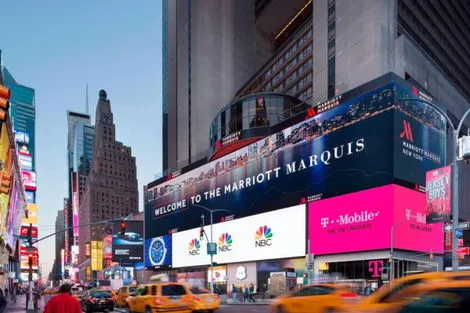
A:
255 226 273 247
188 239 201 256
217 233 233 252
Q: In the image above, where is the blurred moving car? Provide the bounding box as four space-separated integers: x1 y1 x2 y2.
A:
126 282 192 313
115 285 138 307
378 280 470 313
269 283 357 313
72 290 85 301
352 271 470 313
80 289 115 313
187 286 220 312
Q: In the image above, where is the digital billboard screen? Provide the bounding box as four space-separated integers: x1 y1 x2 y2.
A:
144 234 172 268
309 184 443 255
171 204 306 268
145 80 447 240
425 166 452 224
112 221 144 265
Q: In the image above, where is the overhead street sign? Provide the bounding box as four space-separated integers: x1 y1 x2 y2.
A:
444 221 469 232
207 242 217 255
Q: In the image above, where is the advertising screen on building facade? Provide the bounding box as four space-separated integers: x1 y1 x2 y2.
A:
22 203 38 225
425 166 452 224
144 234 172 268
145 79 447 240
171 204 306 268
112 221 144 265
91 241 103 271
309 184 443 255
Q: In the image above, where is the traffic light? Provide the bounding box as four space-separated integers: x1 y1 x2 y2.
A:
0 173 10 194
0 85 9 122
120 221 126 235
199 227 204 241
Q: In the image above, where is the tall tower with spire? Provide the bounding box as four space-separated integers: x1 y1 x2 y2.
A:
78 90 138 280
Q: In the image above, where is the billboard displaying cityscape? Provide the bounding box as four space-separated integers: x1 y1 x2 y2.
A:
145 82 447 240
112 221 144 265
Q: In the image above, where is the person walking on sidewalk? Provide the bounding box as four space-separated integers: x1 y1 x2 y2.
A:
0 289 7 313
44 283 81 313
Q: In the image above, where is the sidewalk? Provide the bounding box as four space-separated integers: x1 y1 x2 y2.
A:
5 294 44 313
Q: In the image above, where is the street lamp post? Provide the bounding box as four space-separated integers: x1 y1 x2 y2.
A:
390 220 409 283
193 204 233 293
397 98 470 272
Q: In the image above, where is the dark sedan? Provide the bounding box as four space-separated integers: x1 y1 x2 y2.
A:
81 290 115 312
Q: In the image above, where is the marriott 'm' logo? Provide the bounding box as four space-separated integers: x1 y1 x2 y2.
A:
304 107 317 120
400 120 414 142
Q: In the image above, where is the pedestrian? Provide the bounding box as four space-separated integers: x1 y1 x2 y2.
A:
0 289 7 313
249 283 256 303
43 283 81 313
11 287 16 304
243 286 249 303
231 284 238 303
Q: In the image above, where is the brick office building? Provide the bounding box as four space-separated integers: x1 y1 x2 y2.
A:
78 90 138 281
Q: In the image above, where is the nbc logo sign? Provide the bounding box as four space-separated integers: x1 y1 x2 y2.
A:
188 239 201 256
218 233 233 252
255 226 273 247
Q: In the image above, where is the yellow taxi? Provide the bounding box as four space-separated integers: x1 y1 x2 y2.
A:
269 283 357 313
126 282 193 313
187 286 220 312
372 280 470 313
352 271 470 313
115 285 138 307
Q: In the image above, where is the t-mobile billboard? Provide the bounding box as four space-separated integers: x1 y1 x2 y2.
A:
309 184 443 255
144 79 447 240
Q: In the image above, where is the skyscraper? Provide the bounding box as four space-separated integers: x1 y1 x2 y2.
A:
66 111 94 279
52 207 65 283
162 0 273 172
163 0 470 175
78 90 138 281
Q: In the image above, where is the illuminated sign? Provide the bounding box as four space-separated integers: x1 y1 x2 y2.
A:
172 205 305 268
91 241 103 271
21 204 38 225
21 170 36 191
20 225 38 238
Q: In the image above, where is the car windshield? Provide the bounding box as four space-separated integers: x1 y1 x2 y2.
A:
129 287 137 293
90 291 112 298
190 287 210 294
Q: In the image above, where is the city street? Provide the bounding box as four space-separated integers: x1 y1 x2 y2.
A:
114 305 269 313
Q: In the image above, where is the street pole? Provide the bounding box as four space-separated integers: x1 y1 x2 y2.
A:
452 135 459 271
390 224 394 284
192 204 233 293
210 211 214 294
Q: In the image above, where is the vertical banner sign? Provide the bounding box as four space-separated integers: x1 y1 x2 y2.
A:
72 172 79 240
426 165 452 224
91 241 103 271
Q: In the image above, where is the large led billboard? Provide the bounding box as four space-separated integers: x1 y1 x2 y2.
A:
309 184 443 255
112 221 144 265
171 204 306 268
21 170 36 191
145 80 447 240
22 204 38 225
144 234 172 268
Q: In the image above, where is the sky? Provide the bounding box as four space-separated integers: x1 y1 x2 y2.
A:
1 0 162 279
